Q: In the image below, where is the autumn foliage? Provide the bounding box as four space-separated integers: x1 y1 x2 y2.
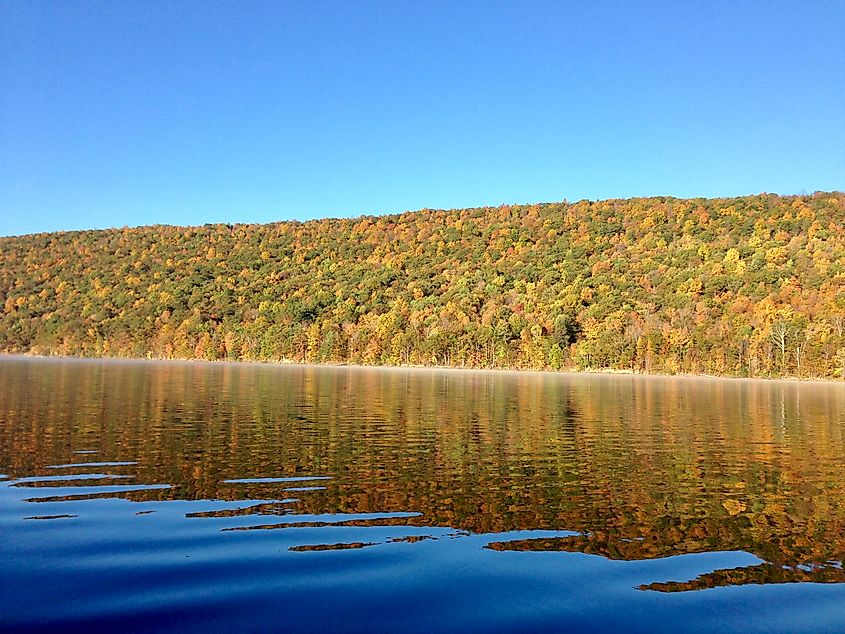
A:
1 192 844 378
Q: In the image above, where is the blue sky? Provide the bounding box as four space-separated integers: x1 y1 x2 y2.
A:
1 1 843 236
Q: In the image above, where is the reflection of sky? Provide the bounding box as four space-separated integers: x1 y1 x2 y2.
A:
0 473 799 632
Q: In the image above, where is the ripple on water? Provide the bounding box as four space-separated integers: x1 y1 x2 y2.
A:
23 514 78 520
222 476 332 484
12 474 134 485
21 484 173 503
47 461 138 469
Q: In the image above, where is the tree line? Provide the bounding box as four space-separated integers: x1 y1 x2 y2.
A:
1 192 844 378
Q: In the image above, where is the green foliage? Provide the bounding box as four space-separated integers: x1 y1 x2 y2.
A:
1 193 844 378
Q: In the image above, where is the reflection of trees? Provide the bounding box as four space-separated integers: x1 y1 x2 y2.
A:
2 360 845 582
639 562 845 592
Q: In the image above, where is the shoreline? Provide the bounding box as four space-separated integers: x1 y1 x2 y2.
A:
1 352 842 387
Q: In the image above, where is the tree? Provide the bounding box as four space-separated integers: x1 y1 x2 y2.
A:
770 322 789 372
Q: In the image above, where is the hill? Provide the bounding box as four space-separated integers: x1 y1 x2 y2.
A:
1 193 844 378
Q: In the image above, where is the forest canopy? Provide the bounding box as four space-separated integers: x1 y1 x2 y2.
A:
1 192 844 378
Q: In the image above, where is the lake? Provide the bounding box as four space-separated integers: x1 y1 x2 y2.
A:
1 357 845 632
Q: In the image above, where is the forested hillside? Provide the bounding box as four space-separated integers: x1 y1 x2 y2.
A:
1 193 844 378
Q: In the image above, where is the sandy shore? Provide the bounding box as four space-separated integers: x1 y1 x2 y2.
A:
1 352 842 386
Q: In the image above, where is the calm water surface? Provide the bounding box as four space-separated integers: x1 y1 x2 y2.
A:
2 357 845 632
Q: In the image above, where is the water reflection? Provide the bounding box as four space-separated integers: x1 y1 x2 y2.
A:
1 358 845 630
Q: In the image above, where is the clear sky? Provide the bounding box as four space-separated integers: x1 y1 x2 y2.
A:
1 1 843 236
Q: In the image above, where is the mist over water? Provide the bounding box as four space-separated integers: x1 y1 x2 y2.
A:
2 358 845 632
